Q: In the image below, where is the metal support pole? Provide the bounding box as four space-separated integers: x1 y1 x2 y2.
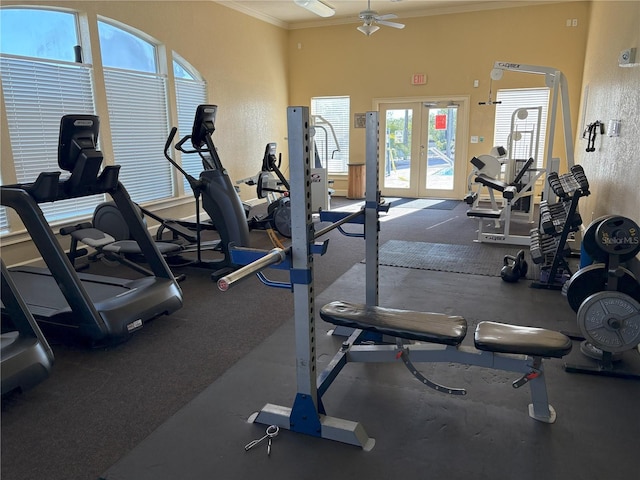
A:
365 112 380 307
248 106 375 450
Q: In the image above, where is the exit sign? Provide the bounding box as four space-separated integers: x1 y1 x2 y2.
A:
411 73 427 85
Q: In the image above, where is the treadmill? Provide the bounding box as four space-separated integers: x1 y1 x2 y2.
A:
1 115 183 345
1 259 54 395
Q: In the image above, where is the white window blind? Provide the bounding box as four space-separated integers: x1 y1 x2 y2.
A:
103 67 172 203
494 88 550 169
311 96 350 174
0 172 8 234
175 76 207 193
1 55 100 224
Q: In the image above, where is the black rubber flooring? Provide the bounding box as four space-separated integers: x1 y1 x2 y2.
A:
101 263 640 480
377 239 528 277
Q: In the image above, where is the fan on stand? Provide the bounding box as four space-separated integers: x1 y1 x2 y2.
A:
358 0 405 36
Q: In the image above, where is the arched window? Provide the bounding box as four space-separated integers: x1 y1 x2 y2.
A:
0 7 98 225
0 7 210 237
98 19 172 203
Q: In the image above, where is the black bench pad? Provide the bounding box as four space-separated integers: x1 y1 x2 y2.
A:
474 321 572 358
475 174 509 192
320 301 467 346
466 208 502 219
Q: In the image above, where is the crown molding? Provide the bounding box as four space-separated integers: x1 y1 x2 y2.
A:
216 1 575 31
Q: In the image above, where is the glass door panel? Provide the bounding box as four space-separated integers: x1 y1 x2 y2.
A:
379 99 466 199
383 107 414 192
421 106 458 194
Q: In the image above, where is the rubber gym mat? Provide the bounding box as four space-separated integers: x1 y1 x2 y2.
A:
376 240 525 277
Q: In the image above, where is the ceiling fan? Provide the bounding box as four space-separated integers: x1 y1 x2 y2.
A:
358 0 405 36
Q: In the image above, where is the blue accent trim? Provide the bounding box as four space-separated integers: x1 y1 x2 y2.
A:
290 268 312 285
317 349 348 399
311 240 329 255
256 272 292 290
319 210 365 224
290 393 322 436
337 226 364 238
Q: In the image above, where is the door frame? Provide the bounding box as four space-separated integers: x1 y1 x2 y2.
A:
373 96 469 200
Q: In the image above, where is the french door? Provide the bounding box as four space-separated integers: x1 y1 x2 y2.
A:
377 99 468 199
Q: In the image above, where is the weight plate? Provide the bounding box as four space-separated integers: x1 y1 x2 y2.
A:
582 215 615 263
595 216 640 262
579 340 623 362
577 291 640 353
564 263 640 312
273 203 291 238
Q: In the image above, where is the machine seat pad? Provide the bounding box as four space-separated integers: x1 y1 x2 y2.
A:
320 301 467 346
474 321 572 358
70 227 115 248
475 174 509 192
466 208 502 219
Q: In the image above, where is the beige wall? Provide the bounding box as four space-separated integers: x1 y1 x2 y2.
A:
289 1 591 179
574 0 640 231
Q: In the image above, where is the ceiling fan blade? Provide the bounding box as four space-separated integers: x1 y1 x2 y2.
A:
375 13 398 21
377 20 405 29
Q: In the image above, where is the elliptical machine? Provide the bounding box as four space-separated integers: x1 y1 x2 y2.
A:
240 142 291 238
160 105 251 278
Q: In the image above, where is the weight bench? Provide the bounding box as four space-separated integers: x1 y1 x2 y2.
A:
320 301 572 424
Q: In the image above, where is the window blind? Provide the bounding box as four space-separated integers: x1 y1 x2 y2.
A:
0 173 8 234
311 97 350 174
103 67 172 203
175 77 207 193
494 88 550 169
1 55 100 224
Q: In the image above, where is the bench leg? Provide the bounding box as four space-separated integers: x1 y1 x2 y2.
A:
525 359 557 423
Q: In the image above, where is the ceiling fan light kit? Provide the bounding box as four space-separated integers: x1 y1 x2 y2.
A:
294 0 335 18
357 23 380 36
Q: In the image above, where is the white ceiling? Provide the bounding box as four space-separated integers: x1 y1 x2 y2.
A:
217 1 556 29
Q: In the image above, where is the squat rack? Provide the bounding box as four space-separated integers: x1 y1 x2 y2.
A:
218 106 382 448
219 106 568 450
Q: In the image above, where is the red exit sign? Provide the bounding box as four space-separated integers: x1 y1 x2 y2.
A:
411 73 427 85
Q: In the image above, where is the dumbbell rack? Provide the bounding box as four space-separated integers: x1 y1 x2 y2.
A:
530 165 590 289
